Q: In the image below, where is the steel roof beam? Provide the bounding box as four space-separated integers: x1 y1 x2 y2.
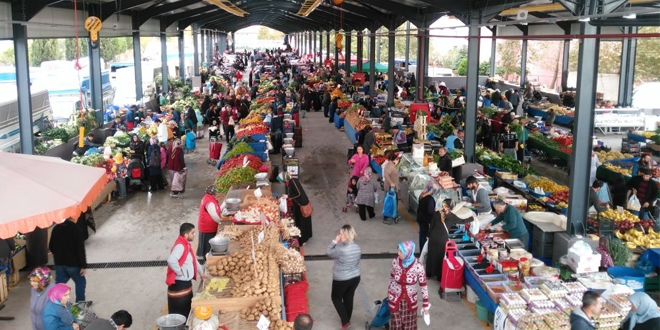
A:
353 0 428 24
162 5 218 28
178 9 224 29
100 0 154 21
134 0 202 27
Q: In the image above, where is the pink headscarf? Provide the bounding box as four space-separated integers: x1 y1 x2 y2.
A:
48 283 71 303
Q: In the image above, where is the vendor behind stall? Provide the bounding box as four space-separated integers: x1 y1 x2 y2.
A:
486 198 529 250
626 168 658 218
466 176 491 214
589 180 609 213
436 147 452 174
392 125 408 151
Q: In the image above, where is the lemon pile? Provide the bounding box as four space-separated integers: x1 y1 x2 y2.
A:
525 176 567 194
595 150 633 163
600 209 639 222
604 163 632 176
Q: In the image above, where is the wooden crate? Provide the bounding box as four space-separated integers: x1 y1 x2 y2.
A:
0 273 7 304
496 171 518 180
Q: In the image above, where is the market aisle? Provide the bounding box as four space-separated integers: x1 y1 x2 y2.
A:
296 111 486 330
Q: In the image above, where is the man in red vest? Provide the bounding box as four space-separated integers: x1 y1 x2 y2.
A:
166 223 204 320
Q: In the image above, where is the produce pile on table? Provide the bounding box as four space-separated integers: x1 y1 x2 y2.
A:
523 175 567 195
595 150 633 163
215 166 258 193
235 122 269 139
477 147 526 174
615 227 660 249
217 154 263 177
602 162 633 176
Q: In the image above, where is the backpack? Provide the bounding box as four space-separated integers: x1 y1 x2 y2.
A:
149 147 161 168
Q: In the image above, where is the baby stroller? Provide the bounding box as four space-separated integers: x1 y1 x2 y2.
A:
207 137 223 165
126 158 145 188
365 298 390 329
184 130 196 153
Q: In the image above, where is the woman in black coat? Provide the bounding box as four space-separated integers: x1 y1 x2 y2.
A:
280 172 313 245
425 199 475 282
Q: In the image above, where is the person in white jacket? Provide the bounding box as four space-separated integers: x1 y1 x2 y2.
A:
156 118 169 144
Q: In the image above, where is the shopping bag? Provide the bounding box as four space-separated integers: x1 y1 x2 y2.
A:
440 241 465 291
171 170 187 192
279 197 288 213
627 194 641 212
374 192 381 204
382 188 398 218
420 240 429 265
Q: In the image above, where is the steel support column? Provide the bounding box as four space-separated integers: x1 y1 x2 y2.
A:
89 38 103 124
618 26 637 106
193 24 200 76
376 28 381 62
520 38 528 87
464 21 481 163
313 32 317 64
334 32 339 71
561 39 570 91
160 26 169 94
12 23 33 154
132 30 143 102
369 30 376 94
404 22 410 71
206 32 212 64
178 30 185 81
490 29 497 77
326 31 331 61
387 30 395 106
567 22 600 236
308 31 313 57
218 33 227 55
319 32 323 66
231 32 235 53
356 31 364 73
345 31 352 73
200 30 206 64
415 26 430 101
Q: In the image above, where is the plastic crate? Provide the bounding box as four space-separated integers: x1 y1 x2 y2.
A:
247 142 267 152
532 226 554 258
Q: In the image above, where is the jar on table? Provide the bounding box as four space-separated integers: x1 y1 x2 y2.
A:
519 257 531 277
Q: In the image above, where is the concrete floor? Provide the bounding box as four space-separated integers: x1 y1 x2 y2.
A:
1 111 488 330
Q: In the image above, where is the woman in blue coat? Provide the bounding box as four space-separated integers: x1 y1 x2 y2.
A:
42 283 78 330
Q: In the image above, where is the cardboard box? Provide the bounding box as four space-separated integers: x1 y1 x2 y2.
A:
11 247 26 271
496 171 518 180
567 255 600 273
568 251 602 265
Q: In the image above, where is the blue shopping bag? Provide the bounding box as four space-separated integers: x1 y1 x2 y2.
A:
382 188 398 219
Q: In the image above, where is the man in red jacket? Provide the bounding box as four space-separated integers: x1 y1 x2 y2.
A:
166 223 204 320
197 186 222 258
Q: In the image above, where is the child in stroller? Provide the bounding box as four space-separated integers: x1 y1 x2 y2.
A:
343 176 359 213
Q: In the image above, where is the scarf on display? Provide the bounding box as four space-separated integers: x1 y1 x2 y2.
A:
399 240 416 268
628 292 660 330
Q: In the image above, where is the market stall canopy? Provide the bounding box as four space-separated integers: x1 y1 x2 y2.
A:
350 61 388 73
0 152 107 239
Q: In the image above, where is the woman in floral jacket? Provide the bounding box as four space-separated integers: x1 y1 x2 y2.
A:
387 240 430 330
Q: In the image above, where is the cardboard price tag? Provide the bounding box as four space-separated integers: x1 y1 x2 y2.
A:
256 315 270 330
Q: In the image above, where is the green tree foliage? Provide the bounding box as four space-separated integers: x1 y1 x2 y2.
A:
635 27 660 83
99 37 132 62
64 38 89 61
497 40 522 78
436 45 468 69
455 58 491 76
29 39 62 66
257 26 284 41
0 48 14 65
568 40 621 74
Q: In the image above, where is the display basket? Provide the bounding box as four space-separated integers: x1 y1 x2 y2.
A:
72 302 98 329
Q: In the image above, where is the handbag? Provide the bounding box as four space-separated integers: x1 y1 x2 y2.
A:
299 202 313 218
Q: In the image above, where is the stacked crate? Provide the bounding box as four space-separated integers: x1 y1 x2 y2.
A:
294 126 303 148
621 138 640 155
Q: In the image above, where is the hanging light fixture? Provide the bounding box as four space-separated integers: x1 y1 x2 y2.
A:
204 0 249 17
297 0 323 17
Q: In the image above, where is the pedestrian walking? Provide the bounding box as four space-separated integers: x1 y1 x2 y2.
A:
166 223 204 321
326 225 361 330
387 241 430 330
29 267 55 330
49 218 90 304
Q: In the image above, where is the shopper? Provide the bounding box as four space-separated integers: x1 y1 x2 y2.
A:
197 186 222 257
426 200 475 281
166 223 204 321
42 283 78 330
569 291 602 330
387 240 430 330
29 267 55 330
0 237 13 280
362 125 377 155
326 225 361 330
589 180 609 213
355 171 379 221
545 108 556 127
466 176 492 214
128 134 144 161
279 172 313 245
416 183 437 253
348 145 370 178
49 218 89 304
382 151 402 225
85 310 132 330
293 314 313 330
622 292 660 330
627 168 658 219
168 139 187 197
499 124 518 160
486 198 529 250
147 138 165 192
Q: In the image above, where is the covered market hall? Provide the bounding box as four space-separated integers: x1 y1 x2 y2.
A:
1 0 660 329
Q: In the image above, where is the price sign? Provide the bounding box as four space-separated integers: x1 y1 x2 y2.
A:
493 306 508 330
257 230 265 244
256 315 270 330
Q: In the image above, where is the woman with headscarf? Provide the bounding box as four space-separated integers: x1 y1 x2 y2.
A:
279 172 313 245
168 139 187 197
185 106 198 134
416 183 437 253
42 283 78 330
425 199 476 281
128 134 144 161
387 240 430 330
622 292 660 330
30 267 55 330
147 138 165 192
197 186 222 258
355 171 379 221
382 151 402 225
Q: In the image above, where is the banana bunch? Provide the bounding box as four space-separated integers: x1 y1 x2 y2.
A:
335 32 343 51
640 131 656 139
604 163 632 176
616 228 660 249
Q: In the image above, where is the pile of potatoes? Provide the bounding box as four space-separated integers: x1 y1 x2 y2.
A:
240 297 281 321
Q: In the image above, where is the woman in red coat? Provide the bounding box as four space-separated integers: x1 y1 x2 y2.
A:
167 139 186 197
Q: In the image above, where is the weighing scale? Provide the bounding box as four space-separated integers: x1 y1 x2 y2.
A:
283 157 300 178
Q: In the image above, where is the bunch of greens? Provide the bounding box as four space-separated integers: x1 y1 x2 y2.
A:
222 142 254 160
608 238 631 266
528 132 560 149
476 147 523 174
448 149 463 160
481 106 498 117
71 153 105 167
42 127 72 142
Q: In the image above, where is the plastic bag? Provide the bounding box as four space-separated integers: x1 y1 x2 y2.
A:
382 188 398 218
420 240 429 265
627 194 641 212
279 197 288 213
374 192 381 204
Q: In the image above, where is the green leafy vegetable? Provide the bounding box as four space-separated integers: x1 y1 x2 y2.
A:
608 238 631 266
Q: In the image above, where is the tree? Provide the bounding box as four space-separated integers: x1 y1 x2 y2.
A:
568 40 621 74
456 59 491 76
99 37 132 62
64 38 89 61
0 48 14 65
437 45 467 69
29 39 61 66
497 40 522 80
635 27 660 83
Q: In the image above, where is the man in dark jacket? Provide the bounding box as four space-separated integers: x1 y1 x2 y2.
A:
85 310 132 330
627 168 658 218
436 147 452 173
49 217 90 304
569 291 602 330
